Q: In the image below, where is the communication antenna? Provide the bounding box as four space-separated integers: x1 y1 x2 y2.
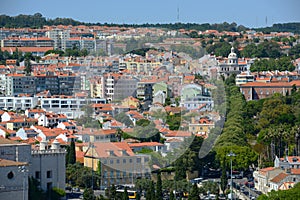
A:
265 16 268 26
177 6 180 22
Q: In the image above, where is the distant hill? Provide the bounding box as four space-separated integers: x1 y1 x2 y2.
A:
254 23 300 34
0 13 300 33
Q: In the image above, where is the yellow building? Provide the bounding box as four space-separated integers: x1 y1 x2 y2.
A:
121 96 140 109
90 77 104 98
84 142 151 186
188 117 214 134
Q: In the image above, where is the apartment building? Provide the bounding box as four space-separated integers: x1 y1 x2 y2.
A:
46 29 70 50
40 97 106 119
1 37 54 48
137 81 155 101
0 96 38 110
5 72 81 96
35 73 59 94
90 76 104 98
6 74 36 96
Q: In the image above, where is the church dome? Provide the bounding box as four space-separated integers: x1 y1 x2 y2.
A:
228 46 237 59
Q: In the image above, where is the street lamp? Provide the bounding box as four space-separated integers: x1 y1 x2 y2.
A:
19 165 27 200
227 151 236 200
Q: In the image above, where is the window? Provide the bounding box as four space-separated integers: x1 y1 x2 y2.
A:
47 171 52 178
35 171 41 179
137 158 141 163
110 170 114 178
110 160 114 164
7 171 14 179
129 158 132 163
47 182 52 191
117 159 120 164
123 159 126 163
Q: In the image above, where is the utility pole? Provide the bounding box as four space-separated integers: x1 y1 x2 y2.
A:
19 165 27 200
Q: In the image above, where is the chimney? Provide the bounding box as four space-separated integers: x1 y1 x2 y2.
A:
119 150 127 156
51 139 60 150
40 138 47 150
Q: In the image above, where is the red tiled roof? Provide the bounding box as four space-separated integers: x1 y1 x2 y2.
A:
1 47 54 53
270 173 288 183
129 142 164 148
88 142 135 158
291 168 300 175
164 130 191 137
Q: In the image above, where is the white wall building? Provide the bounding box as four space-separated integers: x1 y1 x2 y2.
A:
0 96 38 111
40 97 106 119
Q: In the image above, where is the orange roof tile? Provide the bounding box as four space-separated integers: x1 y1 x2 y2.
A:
270 173 288 183
129 142 164 148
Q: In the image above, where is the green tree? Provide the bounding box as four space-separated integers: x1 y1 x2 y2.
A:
24 58 32 75
110 184 117 199
220 157 228 196
188 183 200 200
28 177 46 200
156 172 163 200
83 188 96 200
146 181 156 200
169 190 175 200
51 187 66 200
68 140 76 165
123 187 129 200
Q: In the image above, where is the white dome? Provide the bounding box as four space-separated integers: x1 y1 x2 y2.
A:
228 46 237 59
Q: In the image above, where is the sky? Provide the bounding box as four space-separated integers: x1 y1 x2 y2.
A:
0 0 300 28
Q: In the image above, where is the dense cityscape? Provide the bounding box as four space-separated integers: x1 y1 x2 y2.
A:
0 12 300 200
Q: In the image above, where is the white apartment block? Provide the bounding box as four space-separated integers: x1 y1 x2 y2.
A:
0 96 38 111
46 29 70 51
40 97 106 119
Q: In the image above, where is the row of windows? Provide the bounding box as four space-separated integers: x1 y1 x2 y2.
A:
35 170 52 179
102 157 145 165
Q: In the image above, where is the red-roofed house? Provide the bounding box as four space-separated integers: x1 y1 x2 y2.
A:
163 130 192 141
57 121 76 131
188 117 215 134
253 167 285 194
76 127 117 143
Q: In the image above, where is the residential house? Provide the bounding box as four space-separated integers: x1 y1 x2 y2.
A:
6 117 38 131
38 112 68 128
77 127 117 143
188 117 215 134
25 109 46 119
57 121 76 131
253 167 284 194
274 156 300 170
16 127 38 140
121 96 140 110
